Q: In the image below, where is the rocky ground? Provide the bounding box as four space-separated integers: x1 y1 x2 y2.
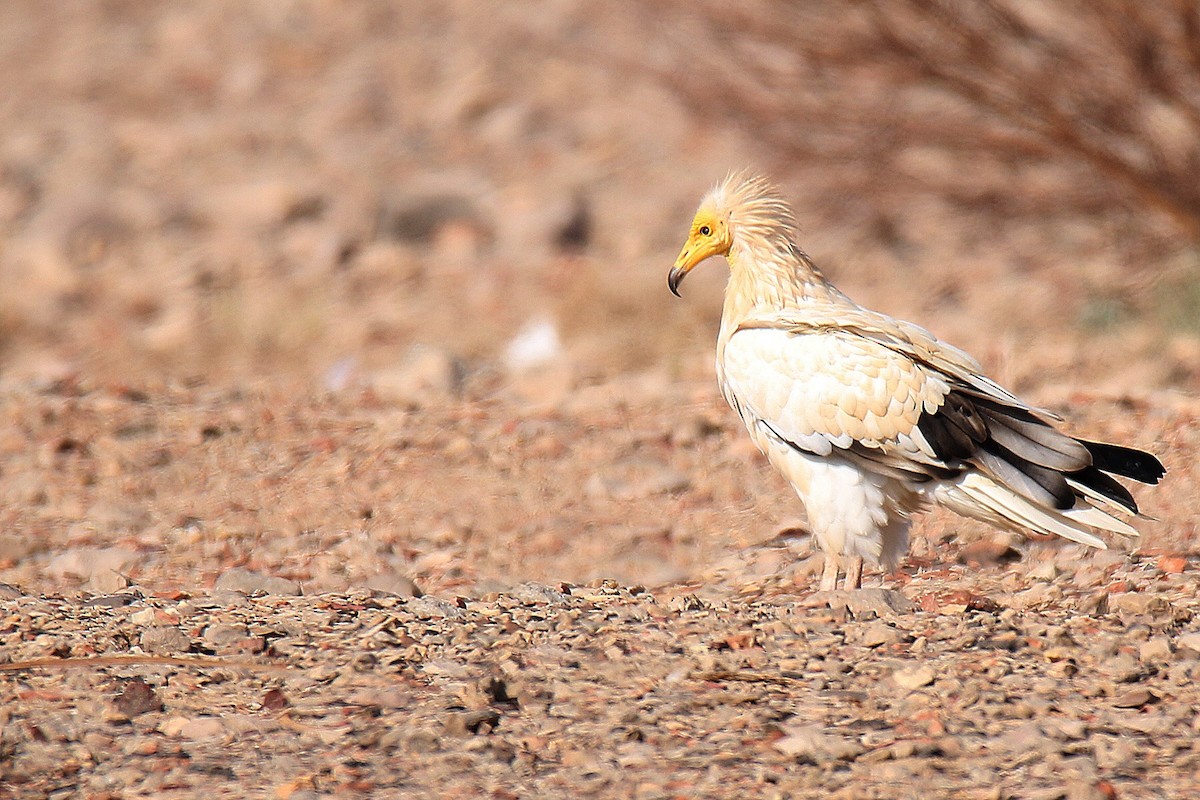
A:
3 2 1200 799
1 382 1198 799
4 571 1200 800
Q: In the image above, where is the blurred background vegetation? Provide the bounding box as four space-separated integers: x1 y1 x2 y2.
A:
0 0 1196 396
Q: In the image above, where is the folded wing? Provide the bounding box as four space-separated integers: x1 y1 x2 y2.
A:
721 312 1164 545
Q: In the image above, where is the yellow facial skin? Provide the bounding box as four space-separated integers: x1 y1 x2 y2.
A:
668 208 733 296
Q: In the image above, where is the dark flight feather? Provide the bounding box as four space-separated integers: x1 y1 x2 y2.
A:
1068 465 1139 514
1080 440 1166 485
913 385 1160 517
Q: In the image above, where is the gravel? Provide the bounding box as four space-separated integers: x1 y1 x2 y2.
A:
4 573 1200 798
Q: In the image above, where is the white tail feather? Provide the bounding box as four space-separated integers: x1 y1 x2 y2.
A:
1061 503 1139 537
940 473 1110 549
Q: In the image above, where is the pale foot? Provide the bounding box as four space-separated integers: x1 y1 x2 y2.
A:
819 553 840 591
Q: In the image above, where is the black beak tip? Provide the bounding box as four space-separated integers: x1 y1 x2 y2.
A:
667 268 684 297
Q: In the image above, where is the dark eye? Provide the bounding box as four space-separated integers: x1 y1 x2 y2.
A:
699 225 711 236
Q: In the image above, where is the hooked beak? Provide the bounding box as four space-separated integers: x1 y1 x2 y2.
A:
668 242 700 298
668 263 688 297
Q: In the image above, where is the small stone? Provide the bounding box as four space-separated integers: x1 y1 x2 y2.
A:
1138 636 1172 664
773 725 863 763
213 568 301 596
403 597 464 620
113 678 162 717
1105 654 1142 683
262 688 289 711
162 716 228 740
509 583 570 605
858 621 902 648
1157 555 1187 574
122 737 159 756
88 569 130 593
1091 733 1137 771
957 539 1021 567
995 721 1047 755
128 607 159 626
1112 688 1157 708
1045 718 1087 740
1176 632 1200 655
892 665 936 689
160 716 189 736
364 573 422 597
204 622 251 646
140 626 192 655
83 593 140 608
1122 712 1170 735
1028 560 1060 581
445 708 501 736
1077 591 1109 615
1015 582 1054 608
505 317 563 372
1108 592 1169 617
1066 781 1111 800
823 588 915 617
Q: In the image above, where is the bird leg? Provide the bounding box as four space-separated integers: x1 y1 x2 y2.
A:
844 556 864 590
820 553 840 591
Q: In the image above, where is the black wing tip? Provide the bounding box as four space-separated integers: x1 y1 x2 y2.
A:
1080 440 1166 485
1069 465 1140 515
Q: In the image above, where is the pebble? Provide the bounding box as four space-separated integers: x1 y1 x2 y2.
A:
88 569 130 593
139 626 192 654
121 737 160 756
1112 688 1157 709
1045 718 1087 740
403 596 465 620
84 592 140 608
1065 781 1111 800
857 621 903 648
204 622 251 646
1139 636 1172 664
1105 654 1142 683
1107 592 1169 617
892 665 936 690
825 588 915 617
446 709 501 737
168 717 227 740
364 573 422 598
1175 632 1200 655
1028 560 1060 581
213 568 302 596
995 721 1048 754
773 725 863 763
113 677 163 717
128 607 160 626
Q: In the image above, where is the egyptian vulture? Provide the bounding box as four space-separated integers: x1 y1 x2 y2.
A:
668 172 1165 590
